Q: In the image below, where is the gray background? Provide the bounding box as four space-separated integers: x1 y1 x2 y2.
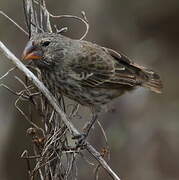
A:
0 0 179 179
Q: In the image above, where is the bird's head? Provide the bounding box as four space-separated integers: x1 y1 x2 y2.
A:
22 33 67 68
22 33 55 60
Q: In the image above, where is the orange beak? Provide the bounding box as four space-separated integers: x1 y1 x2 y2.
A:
22 41 43 60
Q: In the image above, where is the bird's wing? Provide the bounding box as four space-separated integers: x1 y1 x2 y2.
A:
69 42 162 92
103 47 143 86
104 47 146 71
68 45 115 87
69 42 142 88
103 48 162 92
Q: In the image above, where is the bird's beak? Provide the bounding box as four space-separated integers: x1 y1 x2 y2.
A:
22 41 43 60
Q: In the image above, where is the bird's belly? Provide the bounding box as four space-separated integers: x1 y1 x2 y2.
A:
42 71 123 107
55 82 122 107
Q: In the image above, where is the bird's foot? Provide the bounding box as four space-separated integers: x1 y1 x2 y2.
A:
72 133 87 149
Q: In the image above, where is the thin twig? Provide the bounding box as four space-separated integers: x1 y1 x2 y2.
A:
94 164 101 180
15 94 43 131
97 120 110 161
0 10 28 35
48 12 89 40
21 150 32 180
79 152 95 166
0 67 16 80
33 0 89 39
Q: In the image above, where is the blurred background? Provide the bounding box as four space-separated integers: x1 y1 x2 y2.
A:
0 0 179 179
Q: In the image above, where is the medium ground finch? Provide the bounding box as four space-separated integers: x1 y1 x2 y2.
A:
22 33 162 111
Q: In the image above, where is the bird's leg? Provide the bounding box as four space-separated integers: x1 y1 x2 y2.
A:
73 111 98 148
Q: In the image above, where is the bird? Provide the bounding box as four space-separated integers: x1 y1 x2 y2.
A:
22 32 162 138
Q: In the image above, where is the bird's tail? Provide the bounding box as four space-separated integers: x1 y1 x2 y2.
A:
142 69 163 93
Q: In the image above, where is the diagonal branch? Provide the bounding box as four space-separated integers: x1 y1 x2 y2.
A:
0 41 121 180
0 10 28 35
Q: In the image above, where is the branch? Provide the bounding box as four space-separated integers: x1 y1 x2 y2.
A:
0 41 121 180
0 10 28 35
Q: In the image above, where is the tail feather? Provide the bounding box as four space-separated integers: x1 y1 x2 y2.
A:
142 69 163 93
105 48 163 93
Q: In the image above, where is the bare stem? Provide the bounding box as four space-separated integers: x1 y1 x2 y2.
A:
0 10 28 35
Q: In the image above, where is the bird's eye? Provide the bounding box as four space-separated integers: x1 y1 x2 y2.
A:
41 41 51 47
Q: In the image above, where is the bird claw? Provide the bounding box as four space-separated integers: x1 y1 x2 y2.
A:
72 133 87 149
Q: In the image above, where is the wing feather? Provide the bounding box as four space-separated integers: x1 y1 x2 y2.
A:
69 44 141 88
68 42 162 93
103 47 163 92
69 43 115 87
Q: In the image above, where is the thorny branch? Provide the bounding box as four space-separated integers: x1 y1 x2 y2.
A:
0 0 121 179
